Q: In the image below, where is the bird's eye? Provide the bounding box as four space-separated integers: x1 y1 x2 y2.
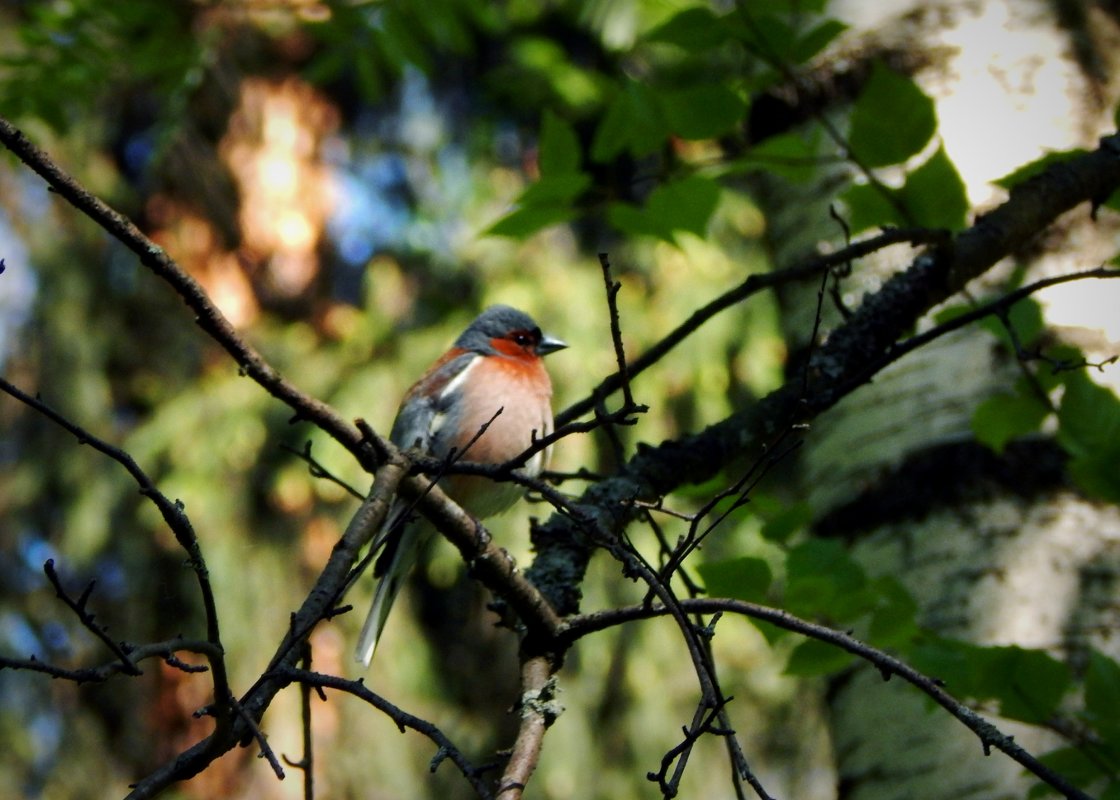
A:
511 330 535 346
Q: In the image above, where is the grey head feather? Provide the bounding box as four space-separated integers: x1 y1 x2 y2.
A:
455 305 566 356
454 305 538 353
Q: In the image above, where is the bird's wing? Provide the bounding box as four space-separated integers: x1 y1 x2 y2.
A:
355 350 478 667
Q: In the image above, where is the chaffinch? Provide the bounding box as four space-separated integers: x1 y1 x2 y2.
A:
355 305 567 667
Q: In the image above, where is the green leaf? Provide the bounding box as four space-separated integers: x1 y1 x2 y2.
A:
1058 371 1120 455
485 205 575 238
760 501 813 542
785 539 870 620
987 646 1071 723
607 202 672 240
737 14 795 63
538 110 581 175
979 298 1047 351
518 173 591 205
792 19 848 63
591 80 667 161
1068 451 1120 504
609 175 721 242
785 639 854 676
911 637 984 695
380 5 433 73
734 130 821 182
660 84 747 140
759 0 829 12
839 182 904 234
646 7 731 49
933 302 972 326
698 557 772 603
910 639 1070 722
1085 649 1120 740
849 62 937 168
994 149 1089 190
899 145 968 229
1057 372 1120 460
972 392 1050 453
485 112 590 241
646 175 721 238
867 577 919 646
1036 747 1109 792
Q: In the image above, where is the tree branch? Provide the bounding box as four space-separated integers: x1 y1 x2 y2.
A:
496 655 558 799
0 375 234 729
269 667 494 800
0 639 217 683
124 455 407 799
529 132 1120 618
562 597 1094 800
557 227 940 426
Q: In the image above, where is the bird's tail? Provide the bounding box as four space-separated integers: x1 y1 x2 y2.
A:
354 515 429 667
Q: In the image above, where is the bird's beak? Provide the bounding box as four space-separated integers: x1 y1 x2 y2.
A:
537 334 568 356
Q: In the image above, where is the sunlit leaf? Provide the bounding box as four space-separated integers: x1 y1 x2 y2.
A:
792 19 847 63
994 149 1088 190
979 298 1047 351
485 205 576 238
518 173 591 204
849 62 937 167
972 392 1050 453
608 175 721 242
839 181 904 234
899 145 968 229
1058 371 1120 501
646 7 731 49
608 201 673 241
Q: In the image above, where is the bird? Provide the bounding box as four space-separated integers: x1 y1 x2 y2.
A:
354 305 567 667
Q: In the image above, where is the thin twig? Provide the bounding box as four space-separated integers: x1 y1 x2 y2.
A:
845 265 1120 396
42 559 140 675
598 252 638 410
563 598 1094 800
601 525 762 798
283 440 364 500
229 695 285 780
646 433 801 605
557 228 941 426
270 667 494 800
0 376 234 729
648 698 739 799
0 639 218 683
280 643 315 800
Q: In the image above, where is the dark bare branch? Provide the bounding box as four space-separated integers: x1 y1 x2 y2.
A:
269 667 494 800
563 598 1093 800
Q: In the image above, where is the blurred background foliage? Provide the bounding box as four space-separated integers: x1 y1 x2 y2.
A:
1 0 1119 799
0 2 789 797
